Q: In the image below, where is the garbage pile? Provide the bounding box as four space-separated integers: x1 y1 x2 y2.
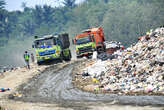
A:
81 27 164 94
97 53 117 61
104 41 121 49
97 41 124 61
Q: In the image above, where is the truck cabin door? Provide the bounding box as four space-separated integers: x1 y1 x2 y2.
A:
53 37 57 45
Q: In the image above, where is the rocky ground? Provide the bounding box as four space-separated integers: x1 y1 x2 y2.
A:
0 63 48 110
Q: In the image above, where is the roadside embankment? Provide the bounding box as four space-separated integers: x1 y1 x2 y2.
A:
0 63 48 110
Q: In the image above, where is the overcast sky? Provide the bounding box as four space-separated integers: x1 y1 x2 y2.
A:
5 0 85 11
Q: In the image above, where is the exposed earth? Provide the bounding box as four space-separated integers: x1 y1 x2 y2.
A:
0 60 164 110
0 61 164 110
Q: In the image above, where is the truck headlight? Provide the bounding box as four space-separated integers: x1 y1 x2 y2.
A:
56 50 59 54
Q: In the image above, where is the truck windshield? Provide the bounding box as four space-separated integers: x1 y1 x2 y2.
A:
76 36 91 45
34 38 56 48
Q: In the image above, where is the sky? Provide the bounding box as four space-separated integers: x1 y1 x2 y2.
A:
5 0 85 11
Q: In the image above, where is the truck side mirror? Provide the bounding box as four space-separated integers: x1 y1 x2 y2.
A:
34 36 38 39
32 44 34 48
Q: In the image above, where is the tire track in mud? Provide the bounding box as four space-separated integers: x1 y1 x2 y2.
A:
17 61 164 108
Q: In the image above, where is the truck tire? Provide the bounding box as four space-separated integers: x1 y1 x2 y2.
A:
97 47 105 54
86 53 92 59
37 61 42 65
77 55 82 59
68 50 72 61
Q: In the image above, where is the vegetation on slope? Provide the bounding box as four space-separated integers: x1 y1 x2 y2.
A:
0 0 164 66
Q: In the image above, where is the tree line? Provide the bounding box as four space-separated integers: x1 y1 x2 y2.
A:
0 0 164 47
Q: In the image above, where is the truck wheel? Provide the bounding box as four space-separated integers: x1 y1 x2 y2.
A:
86 54 92 59
69 50 72 59
77 55 82 59
37 61 42 65
97 47 104 54
68 50 72 60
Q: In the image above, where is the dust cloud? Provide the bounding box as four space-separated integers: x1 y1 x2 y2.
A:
0 39 34 68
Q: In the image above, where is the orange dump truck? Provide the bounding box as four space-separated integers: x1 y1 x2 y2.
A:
73 27 106 58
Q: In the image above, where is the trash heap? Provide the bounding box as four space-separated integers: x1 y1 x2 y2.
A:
97 41 124 61
81 27 164 94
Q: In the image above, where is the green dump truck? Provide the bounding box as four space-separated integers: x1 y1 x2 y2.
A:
32 33 71 65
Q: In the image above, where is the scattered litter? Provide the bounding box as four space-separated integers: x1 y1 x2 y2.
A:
80 27 164 95
8 92 22 99
92 78 99 83
92 51 98 60
0 88 10 92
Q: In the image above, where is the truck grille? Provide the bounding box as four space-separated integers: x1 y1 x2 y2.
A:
78 46 92 54
39 50 56 56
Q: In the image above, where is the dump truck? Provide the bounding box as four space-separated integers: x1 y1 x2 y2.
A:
32 33 71 65
72 27 105 58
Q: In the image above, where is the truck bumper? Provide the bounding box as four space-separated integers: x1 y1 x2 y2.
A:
77 52 93 57
37 54 61 62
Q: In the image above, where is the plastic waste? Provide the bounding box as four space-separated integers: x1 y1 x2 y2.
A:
0 88 10 92
80 27 164 94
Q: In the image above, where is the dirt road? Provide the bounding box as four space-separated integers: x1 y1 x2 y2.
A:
0 61 164 110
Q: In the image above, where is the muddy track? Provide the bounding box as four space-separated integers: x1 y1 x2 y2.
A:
16 61 164 108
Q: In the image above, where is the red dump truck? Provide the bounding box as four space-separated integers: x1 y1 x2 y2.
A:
73 27 106 58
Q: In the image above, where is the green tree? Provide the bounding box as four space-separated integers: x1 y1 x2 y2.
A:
0 0 5 9
42 5 54 23
33 5 43 26
62 0 76 8
1 0 164 48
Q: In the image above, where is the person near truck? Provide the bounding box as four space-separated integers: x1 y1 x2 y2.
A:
24 51 30 69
